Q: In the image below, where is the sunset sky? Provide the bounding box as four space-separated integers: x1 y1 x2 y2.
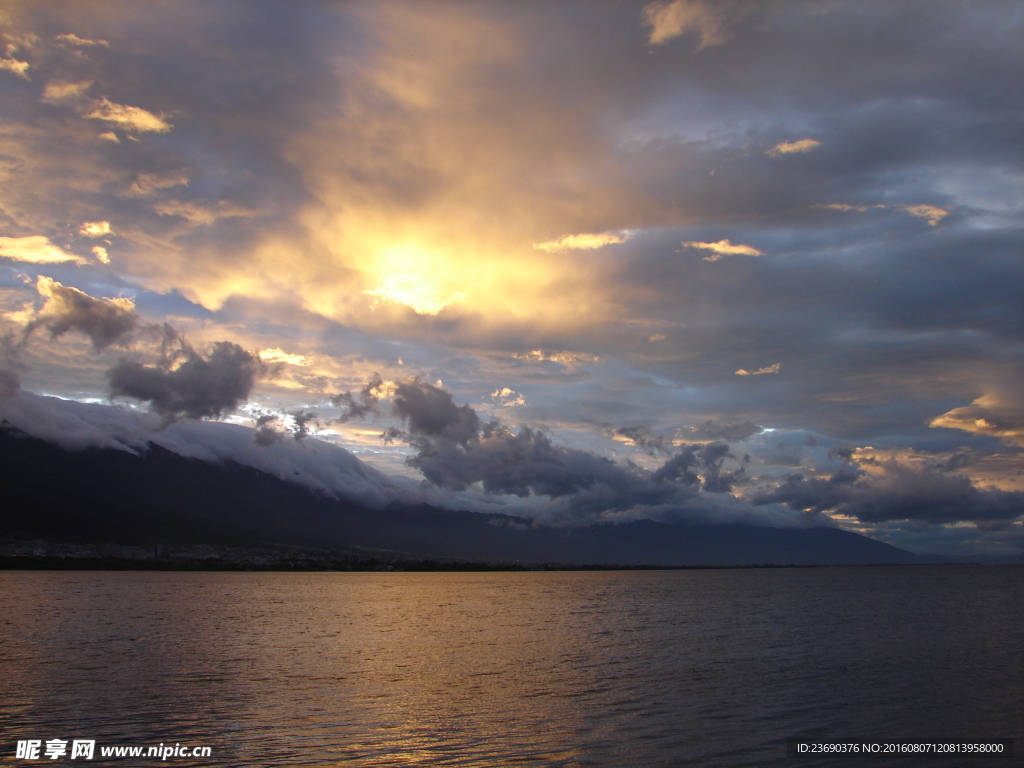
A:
1 0 1023 558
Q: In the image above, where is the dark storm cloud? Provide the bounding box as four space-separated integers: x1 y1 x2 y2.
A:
108 339 263 421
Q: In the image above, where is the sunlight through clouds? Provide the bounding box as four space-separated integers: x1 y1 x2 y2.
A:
0 0 1021 558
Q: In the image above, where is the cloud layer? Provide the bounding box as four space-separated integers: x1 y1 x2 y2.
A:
0 1 1022 557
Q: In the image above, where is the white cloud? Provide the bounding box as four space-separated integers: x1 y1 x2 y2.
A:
767 139 822 157
0 390 407 510
736 363 781 376
534 231 631 252
491 387 526 406
681 238 763 260
0 235 86 264
642 0 726 48
79 221 112 237
85 97 172 133
0 56 29 79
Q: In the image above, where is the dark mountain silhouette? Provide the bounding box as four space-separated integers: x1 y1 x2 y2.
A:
0 425 944 566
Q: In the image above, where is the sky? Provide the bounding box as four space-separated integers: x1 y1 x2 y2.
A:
1 0 1023 559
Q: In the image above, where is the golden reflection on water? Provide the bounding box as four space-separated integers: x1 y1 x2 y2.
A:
2 568 1022 767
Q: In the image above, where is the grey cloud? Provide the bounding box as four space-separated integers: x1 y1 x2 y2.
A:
25 277 139 351
0 367 18 398
680 420 762 442
330 373 384 422
0 332 23 398
652 441 747 493
108 339 263 421
384 380 783 525
755 459 1024 526
392 378 480 445
587 421 675 456
612 425 673 456
252 412 283 447
289 409 319 441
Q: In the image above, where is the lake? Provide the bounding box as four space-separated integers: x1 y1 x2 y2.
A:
1 566 1021 766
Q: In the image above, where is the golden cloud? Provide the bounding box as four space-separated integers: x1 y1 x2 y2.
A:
79 221 111 237
128 172 189 196
0 56 29 79
681 239 763 260
899 204 949 226
767 139 821 157
0 235 86 264
258 348 311 366
54 33 109 48
643 0 726 48
736 363 781 376
153 201 253 226
85 98 172 133
930 402 1024 447
816 202 948 225
41 80 92 103
534 231 630 252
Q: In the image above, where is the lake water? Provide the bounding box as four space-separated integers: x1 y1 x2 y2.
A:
1 567 1022 767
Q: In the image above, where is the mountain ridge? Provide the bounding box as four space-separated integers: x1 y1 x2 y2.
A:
0 424 947 566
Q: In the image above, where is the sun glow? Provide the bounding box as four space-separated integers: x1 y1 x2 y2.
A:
363 244 466 315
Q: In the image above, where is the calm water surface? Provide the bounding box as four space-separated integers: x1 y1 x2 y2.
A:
1 567 1022 767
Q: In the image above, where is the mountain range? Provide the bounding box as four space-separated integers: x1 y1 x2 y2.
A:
0 418 948 567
